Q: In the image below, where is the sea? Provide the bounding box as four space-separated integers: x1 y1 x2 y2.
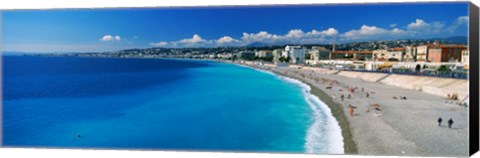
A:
2 56 343 154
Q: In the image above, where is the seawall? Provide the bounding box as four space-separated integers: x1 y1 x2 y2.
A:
336 71 469 102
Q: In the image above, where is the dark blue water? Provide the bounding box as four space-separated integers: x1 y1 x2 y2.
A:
3 56 206 100
2 56 343 153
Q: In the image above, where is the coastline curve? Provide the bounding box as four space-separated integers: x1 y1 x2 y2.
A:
237 63 345 154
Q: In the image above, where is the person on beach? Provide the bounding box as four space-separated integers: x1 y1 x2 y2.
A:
448 118 454 128
366 92 370 98
437 117 443 126
348 105 355 117
341 94 344 101
348 94 351 99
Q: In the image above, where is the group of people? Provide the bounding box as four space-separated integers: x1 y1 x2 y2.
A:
393 96 408 100
272 65 462 133
340 94 352 101
276 67 378 118
437 117 454 128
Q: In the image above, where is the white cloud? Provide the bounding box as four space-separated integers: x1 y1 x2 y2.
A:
307 28 339 36
319 28 339 36
407 19 430 30
150 41 168 47
101 35 122 42
339 17 468 41
456 16 469 25
150 34 213 48
431 22 445 33
150 35 231 48
341 25 418 41
391 28 407 35
146 16 468 48
241 31 282 43
151 34 217 48
240 28 338 44
180 34 206 44
342 25 389 39
406 19 444 34
216 36 240 45
101 35 113 41
151 28 339 48
216 36 234 43
283 28 339 39
447 16 469 33
285 29 305 38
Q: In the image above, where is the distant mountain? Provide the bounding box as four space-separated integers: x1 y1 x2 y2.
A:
397 36 467 45
246 42 276 47
426 36 467 44
246 36 467 48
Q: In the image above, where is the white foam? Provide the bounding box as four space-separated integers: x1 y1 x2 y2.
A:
276 75 345 154
243 65 345 154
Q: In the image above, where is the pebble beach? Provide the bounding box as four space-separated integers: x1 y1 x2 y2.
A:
241 61 469 157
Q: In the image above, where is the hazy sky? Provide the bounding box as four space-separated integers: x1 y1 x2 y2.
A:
2 2 469 52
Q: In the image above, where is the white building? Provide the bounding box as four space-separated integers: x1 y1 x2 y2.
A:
416 45 429 62
373 48 404 61
373 49 388 61
282 46 291 57
284 45 306 64
255 50 273 58
217 53 233 59
405 46 417 62
310 46 330 60
272 49 283 64
306 46 331 65
462 49 469 64
207 53 218 59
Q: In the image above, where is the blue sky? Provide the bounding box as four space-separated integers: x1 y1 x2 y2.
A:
2 2 469 52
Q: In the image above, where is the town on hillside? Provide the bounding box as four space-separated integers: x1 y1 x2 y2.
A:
39 39 469 79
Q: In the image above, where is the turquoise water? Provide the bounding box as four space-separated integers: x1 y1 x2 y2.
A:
2 56 343 154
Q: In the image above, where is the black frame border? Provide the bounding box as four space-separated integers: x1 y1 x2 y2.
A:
469 1 479 156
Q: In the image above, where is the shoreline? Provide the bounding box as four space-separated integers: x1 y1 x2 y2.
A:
276 71 358 154
243 63 358 154
235 61 468 157
251 67 346 154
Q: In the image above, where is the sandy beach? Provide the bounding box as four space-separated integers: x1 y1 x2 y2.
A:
239 61 469 157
